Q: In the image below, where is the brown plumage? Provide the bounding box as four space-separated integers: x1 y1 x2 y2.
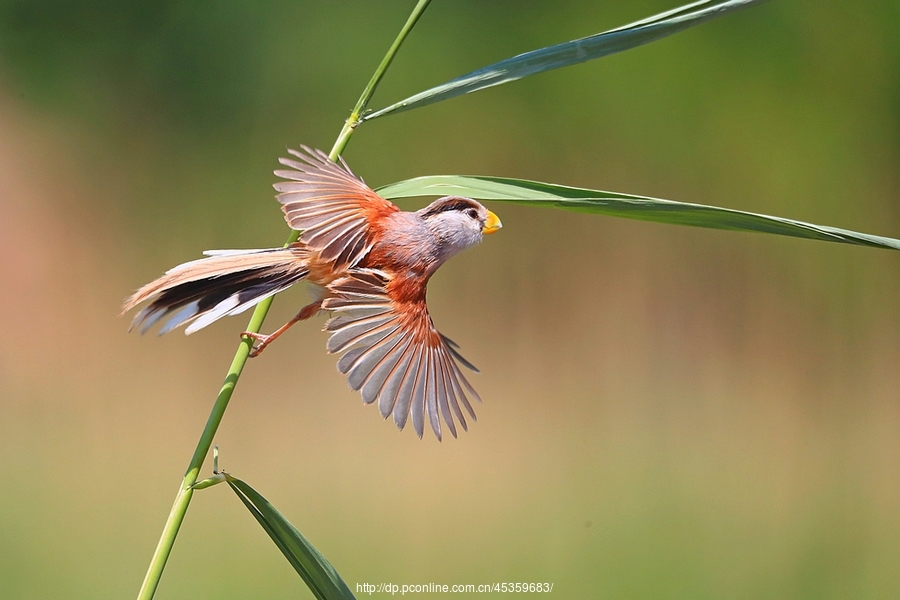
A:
123 146 502 440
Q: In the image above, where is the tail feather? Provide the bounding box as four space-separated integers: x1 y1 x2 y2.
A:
123 246 310 335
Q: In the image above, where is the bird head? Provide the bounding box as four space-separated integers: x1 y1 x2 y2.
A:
418 196 502 262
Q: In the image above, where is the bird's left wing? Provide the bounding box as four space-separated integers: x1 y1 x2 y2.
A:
274 146 399 268
322 269 480 441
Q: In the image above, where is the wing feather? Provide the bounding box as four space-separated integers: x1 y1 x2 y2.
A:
426 349 442 441
434 350 459 438
323 269 482 440
360 335 413 405
393 349 421 431
346 330 404 392
409 346 428 438
443 359 468 432
275 146 399 268
379 342 416 420
451 363 479 420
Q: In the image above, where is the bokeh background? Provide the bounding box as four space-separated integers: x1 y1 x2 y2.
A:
2 1 899 597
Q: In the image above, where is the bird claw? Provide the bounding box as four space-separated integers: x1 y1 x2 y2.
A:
241 331 271 358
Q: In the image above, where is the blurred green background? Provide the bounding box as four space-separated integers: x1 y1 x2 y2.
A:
1 1 899 598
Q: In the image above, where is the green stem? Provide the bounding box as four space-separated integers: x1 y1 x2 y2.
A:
135 2 430 599
330 0 431 160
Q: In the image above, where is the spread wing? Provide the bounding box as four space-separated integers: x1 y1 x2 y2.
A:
274 146 399 268
321 270 480 441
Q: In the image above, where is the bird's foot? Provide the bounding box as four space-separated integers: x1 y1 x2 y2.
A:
240 300 321 358
241 331 272 358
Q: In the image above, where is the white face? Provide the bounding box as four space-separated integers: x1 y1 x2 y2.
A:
428 209 485 257
419 198 491 264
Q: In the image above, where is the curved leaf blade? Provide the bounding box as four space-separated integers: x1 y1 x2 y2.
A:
377 175 900 251
225 475 356 600
362 0 768 122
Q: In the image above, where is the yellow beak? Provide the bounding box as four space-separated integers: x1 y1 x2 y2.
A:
482 210 502 235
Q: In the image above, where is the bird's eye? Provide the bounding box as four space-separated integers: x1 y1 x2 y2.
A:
465 208 479 220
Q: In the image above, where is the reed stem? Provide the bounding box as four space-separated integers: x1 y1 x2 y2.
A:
135 2 431 598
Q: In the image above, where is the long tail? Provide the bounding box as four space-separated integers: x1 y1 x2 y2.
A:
122 246 310 335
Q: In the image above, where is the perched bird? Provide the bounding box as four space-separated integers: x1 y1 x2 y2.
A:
122 146 502 440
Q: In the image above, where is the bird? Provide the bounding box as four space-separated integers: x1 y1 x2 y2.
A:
122 146 502 440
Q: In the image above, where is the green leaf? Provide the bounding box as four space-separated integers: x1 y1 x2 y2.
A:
377 175 900 251
225 475 356 600
362 0 768 122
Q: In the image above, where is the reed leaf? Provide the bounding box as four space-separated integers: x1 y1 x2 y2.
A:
362 0 768 122
378 175 900 251
226 475 356 600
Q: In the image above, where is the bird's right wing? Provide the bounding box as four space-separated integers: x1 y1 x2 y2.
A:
274 146 399 268
322 269 480 441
